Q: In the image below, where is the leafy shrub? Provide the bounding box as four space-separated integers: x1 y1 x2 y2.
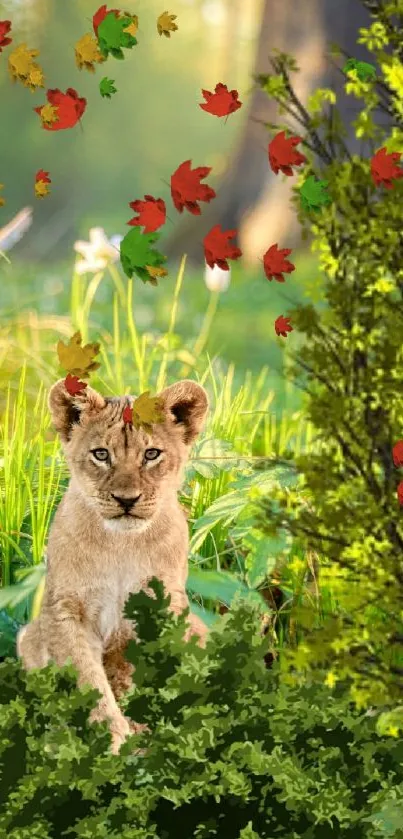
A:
255 0 403 714
1 579 403 838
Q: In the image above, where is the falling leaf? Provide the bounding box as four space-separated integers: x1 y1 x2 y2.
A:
132 391 164 430
8 43 39 78
203 224 242 270
123 16 139 38
0 20 12 53
64 373 87 396
397 480 403 506
157 11 178 37
120 226 167 283
8 43 44 91
263 243 295 283
275 315 293 337
127 195 166 233
299 175 331 212
75 33 105 72
199 83 242 118
35 169 51 183
370 147 403 189
57 330 101 378
144 264 168 285
0 184 5 207
99 76 118 98
25 63 45 91
39 103 59 126
93 5 120 36
122 404 133 424
34 88 87 131
34 169 51 199
170 159 216 215
97 11 138 59
343 57 376 81
268 131 307 176
392 440 403 467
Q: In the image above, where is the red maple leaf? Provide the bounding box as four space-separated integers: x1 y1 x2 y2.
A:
275 315 293 337
35 169 51 183
397 480 403 506
199 83 242 118
263 243 295 282
122 404 133 424
392 440 403 467
93 4 120 35
268 131 307 176
0 20 12 52
34 88 87 131
170 160 216 215
370 147 403 189
127 195 166 233
64 374 87 396
203 224 242 270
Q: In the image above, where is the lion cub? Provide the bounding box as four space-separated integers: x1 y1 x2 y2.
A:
17 377 209 754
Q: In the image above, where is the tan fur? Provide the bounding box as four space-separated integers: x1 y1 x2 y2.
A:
16 378 209 754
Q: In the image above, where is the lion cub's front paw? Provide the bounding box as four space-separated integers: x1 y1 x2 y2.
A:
109 714 132 755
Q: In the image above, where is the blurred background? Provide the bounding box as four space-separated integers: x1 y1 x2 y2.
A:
0 0 373 406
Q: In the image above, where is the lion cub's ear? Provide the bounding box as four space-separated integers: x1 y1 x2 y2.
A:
48 379 106 443
158 379 209 445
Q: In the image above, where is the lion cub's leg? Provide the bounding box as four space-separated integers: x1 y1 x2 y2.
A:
102 625 149 737
16 619 50 669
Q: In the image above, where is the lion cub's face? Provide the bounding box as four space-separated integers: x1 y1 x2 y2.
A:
48 379 209 533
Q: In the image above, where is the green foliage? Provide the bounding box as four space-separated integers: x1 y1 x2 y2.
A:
119 227 167 282
97 12 138 59
1 579 403 838
255 0 403 713
99 77 117 98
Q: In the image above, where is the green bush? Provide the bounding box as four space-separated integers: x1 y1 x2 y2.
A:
255 0 403 713
1 579 403 838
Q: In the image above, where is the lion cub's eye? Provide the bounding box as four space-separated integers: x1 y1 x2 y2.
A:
91 448 109 462
144 448 162 461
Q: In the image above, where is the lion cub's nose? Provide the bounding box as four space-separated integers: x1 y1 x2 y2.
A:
111 493 142 512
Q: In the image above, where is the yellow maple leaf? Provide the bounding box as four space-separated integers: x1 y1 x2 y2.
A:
75 33 105 72
157 11 178 37
123 15 139 37
57 331 101 378
34 180 50 199
132 391 165 430
145 264 168 286
0 184 4 207
24 63 45 92
40 103 59 127
8 43 40 81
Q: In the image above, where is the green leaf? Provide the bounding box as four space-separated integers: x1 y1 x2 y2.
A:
243 529 290 589
119 227 167 283
0 609 21 658
99 77 117 98
187 568 266 609
97 12 138 59
0 563 46 610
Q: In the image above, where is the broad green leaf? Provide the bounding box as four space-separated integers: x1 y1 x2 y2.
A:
187 568 267 609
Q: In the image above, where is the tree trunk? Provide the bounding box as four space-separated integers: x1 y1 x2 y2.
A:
164 0 374 268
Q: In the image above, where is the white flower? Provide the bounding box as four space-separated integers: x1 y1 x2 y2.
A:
73 227 123 275
204 262 231 292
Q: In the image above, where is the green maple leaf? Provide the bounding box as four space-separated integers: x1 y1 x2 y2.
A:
120 227 167 284
299 175 331 212
343 57 376 81
99 77 117 98
97 12 137 60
